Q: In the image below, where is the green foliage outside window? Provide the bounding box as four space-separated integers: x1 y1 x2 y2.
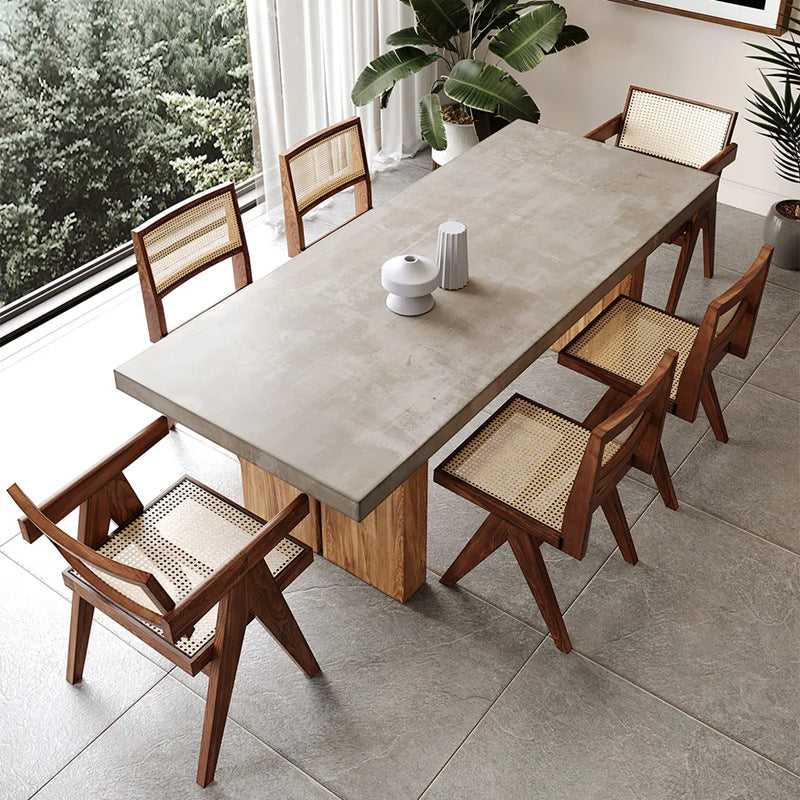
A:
0 0 254 307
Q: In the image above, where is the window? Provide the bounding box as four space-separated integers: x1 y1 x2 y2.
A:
0 0 255 310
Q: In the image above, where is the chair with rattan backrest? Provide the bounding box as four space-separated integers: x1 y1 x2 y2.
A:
434 350 677 653
558 245 773 509
279 117 372 258
7 416 319 787
586 86 738 314
132 182 252 342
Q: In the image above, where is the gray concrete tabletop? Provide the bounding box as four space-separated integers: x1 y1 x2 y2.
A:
115 120 717 521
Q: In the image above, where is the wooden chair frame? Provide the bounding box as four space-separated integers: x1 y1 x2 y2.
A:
558 245 773 507
586 86 738 314
132 182 252 343
8 417 318 787
279 117 372 258
435 351 677 653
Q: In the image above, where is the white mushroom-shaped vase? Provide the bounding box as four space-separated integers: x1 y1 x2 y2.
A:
381 254 439 316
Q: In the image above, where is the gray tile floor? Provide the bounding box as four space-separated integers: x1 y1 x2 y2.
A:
1 156 798 799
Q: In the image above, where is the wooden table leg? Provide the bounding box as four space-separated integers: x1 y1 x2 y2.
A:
240 458 322 552
239 458 428 602
320 463 428 603
550 259 647 352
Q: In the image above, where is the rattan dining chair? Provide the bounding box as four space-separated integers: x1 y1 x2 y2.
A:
586 87 738 314
132 182 252 342
7 417 319 788
279 117 372 257
558 245 772 509
435 351 678 653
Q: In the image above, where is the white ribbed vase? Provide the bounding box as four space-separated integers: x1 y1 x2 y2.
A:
436 221 468 290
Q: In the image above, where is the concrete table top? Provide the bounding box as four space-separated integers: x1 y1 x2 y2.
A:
115 121 717 521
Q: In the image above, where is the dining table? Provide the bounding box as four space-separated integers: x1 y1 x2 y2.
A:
114 120 717 602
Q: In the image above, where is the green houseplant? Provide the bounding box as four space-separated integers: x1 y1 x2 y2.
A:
351 0 587 162
747 13 800 269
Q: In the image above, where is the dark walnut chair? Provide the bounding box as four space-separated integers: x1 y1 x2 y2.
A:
279 116 372 257
7 417 318 787
558 245 773 509
132 182 252 342
586 86 738 314
435 351 678 654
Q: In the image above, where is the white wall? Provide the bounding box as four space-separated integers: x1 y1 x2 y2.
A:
517 0 798 214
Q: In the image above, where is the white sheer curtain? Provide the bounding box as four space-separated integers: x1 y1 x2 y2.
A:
245 0 436 216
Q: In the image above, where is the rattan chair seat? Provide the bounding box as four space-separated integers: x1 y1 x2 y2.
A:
70 478 305 656
563 297 698 400
439 397 621 532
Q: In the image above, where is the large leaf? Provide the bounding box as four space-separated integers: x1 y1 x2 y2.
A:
488 3 566 72
387 26 444 48
551 24 589 53
444 59 540 122
351 47 440 106
409 0 471 43
419 93 447 149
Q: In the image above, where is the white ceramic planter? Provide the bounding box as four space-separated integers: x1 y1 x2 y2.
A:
381 254 439 316
432 121 479 167
764 201 800 271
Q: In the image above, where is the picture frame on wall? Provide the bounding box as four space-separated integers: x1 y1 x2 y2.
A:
608 0 792 34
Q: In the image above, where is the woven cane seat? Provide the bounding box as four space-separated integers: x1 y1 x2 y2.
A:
439 398 621 533
563 297 698 400
142 189 243 294
287 124 366 213
619 88 734 169
69 478 306 656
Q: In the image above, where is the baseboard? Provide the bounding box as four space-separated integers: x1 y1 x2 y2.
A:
718 177 787 216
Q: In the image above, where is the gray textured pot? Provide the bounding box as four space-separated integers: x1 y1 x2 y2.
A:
763 201 800 271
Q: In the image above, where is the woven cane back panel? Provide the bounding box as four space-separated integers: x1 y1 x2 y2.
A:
564 297 699 400
440 398 620 532
71 478 305 656
142 191 242 294
288 125 366 213
619 89 733 169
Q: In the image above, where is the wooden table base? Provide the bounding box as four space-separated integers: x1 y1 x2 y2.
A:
240 459 428 602
550 260 646 352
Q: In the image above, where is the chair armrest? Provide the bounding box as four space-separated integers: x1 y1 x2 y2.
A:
700 142 738 176
584 113 623 142
163 494 310 643
18 416 172 543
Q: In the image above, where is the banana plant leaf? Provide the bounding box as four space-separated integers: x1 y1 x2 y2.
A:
444 59 540 122
488 3 566 72
387 26 455 51
409 0 470 43
419 93 447 149
352 47 441 106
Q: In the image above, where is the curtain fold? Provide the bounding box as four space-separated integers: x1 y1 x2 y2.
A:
245 0 436 217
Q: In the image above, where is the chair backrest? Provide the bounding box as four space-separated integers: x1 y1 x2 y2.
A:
8 483 177 627
618 87 737 169
561 349 678 559
132 182 251 342
279 117 372 257
675 244 773 419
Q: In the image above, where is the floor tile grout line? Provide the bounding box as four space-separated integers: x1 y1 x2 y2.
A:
161 674 349 800
566 648 800 781
0 548 173 673
27 670 174 800
415 634 553 800
741 377 800 405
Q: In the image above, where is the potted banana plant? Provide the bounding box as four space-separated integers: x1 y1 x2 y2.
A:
747 12 800 271
351 0 588 166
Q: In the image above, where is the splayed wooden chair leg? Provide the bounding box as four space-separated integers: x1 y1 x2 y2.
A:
506 527 572 653
66 594 94 684
440 514 509 587
700 375 729 443
600 487 638 564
